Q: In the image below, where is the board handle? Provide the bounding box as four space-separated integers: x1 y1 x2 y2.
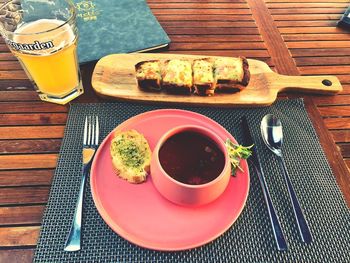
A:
275 74 342 94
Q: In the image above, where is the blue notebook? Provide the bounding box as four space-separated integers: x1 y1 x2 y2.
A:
74 0 170 63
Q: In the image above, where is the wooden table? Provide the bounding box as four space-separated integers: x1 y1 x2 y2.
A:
0 0 349 262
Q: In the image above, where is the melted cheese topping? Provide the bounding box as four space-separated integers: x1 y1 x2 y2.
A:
136 61 161 79
214 57 244 81
163 59 192 86
193 59 214 84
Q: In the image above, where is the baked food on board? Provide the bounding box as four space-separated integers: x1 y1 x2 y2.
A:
162 59 193 94
135 56 250 96
213 57 250 92
135 60 162 91
192 58 215 96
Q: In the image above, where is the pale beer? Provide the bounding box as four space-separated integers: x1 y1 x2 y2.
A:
0 0 83 104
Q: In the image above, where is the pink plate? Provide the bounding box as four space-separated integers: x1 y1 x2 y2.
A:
90 109 250 251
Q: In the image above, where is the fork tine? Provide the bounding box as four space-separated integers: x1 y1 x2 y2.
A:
95 116 99 145
87 116 92 146
91 116 95 146
83 117 88 145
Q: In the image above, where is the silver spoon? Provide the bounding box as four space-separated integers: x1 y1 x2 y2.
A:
261 114 312 244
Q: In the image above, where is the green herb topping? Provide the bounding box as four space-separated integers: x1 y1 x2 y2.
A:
225 139 253 176
111 139 145 169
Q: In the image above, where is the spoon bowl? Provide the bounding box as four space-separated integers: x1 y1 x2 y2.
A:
260 114 283 156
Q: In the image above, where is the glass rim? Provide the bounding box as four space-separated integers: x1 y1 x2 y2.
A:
0 0 76 36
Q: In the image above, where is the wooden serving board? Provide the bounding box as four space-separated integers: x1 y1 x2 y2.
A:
91 53 342 107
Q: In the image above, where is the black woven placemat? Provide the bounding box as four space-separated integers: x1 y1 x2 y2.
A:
34 98 350 262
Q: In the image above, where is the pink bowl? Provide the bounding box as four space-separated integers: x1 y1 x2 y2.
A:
151 125 231 206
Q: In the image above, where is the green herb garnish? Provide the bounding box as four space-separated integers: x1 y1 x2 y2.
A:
225 139 253 176
112 140 145 169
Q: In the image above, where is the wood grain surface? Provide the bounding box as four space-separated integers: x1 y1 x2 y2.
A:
92 53 341 106
0 0 349 262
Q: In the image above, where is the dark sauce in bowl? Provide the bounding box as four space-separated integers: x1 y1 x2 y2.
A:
159 131 225 185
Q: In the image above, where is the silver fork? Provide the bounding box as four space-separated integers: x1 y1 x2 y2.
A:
64 115 99 252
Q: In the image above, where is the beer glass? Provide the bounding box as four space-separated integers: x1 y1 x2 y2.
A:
0 0 83 104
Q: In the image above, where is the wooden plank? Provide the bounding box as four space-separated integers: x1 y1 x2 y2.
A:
0 71 27 79
283 34 350 41
276 20 338 27
169 42 266 50
0 126 65 139
0 80 33 90
0 91 40 102
313 95 350 106
0 113 67 126
318 106 350 117
0 206 45 225
0 170 54 187
0 187 49 205
287 41 350 49
269 8 345 14
267 3 348 8
0 53 17 61
0 45 9 52
246 0 299 75
0 249 34 263
155 14 254 21
324 117 350 129
340 85 350 95
273 14 342 20
0 61 22 70
0 226 40 246
266 0 349 2
148 0 244 2
148 3 249 9
336 75 350 84
0 102 68 113
291 48 350 57
164 49 271 58
0 139 61 154
152 9 251 15
0 154 58 170
339 143 350 158
170 35 263 42
279 27 347 34
299 65 350 75
166 27 259 34
161 21 257 27
337 145 350 160
331 130 350 143
295 57 350 66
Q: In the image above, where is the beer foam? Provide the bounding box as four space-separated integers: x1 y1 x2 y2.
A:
13 19 75 54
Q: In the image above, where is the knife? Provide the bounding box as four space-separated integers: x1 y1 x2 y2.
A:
241 116 288 251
